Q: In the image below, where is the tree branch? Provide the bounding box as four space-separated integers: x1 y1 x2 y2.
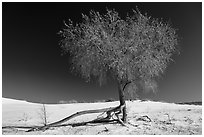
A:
25 104 125 132
122 81 132 91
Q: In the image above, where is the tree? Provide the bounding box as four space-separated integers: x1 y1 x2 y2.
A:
59 8 178 122
27 7 178 131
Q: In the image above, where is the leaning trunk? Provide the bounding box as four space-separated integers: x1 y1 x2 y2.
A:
118 81 127 123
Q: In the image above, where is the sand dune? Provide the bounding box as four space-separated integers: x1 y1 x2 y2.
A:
2 97 202 135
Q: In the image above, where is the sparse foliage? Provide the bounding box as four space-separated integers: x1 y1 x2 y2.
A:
59 8 178 89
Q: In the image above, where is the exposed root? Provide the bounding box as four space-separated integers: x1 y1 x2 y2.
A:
127 122 138 127
137 115 152 122
114 105 127 127
3 105 153 132
25 104 126 132
71 118 117 127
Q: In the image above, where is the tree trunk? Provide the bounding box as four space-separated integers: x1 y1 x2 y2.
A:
118 81 127 123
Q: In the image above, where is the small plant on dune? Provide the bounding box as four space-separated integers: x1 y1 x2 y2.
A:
68 99 78 104
19 113 30 125
38 104 49 126
59 99 78 104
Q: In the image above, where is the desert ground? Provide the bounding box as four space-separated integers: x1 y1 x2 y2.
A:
2 97 202 135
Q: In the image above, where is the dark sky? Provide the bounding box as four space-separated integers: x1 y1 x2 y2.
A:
2 2 202 104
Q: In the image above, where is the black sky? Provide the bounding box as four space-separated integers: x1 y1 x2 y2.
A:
2 2 202 104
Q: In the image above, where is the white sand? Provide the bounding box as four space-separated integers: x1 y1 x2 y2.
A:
2 98 202 135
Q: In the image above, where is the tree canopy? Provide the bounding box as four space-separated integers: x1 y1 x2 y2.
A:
59 8 178 91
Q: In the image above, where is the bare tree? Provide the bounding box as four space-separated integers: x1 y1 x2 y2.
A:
38 104 48 126
28 7 178 131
